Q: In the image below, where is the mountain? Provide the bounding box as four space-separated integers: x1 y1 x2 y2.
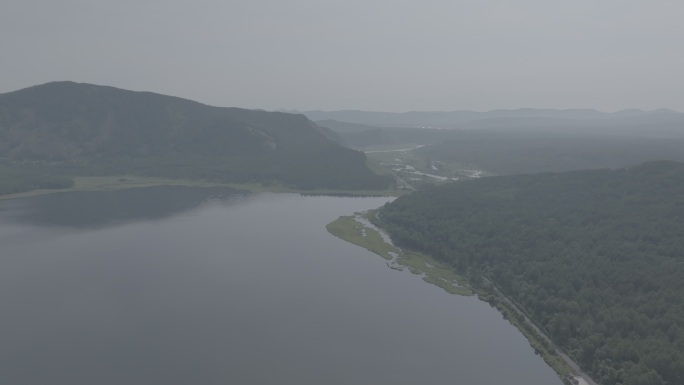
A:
311 110 684 156
415 129 684 175
315 120 463 148
314 119 390 134
316 117 684 175
377 161 684 385
302 109 684 134
0 82 391 190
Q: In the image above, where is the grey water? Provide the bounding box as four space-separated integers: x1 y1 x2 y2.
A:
0 187 561 385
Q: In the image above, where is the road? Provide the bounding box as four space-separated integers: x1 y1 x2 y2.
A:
482 276 600 385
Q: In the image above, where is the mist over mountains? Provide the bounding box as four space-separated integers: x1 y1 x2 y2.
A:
301 108 683 124
2 81 682 192
313 107 684 178
302 108 684 138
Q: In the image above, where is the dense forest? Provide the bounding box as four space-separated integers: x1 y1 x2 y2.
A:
377 161 684 385
316 120 462 148
416 130 684 175
319 115 684 180
0 82 391 191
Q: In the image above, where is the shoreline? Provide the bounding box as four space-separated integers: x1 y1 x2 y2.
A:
327 212 473 296
0 175 401 201
326 210 596 385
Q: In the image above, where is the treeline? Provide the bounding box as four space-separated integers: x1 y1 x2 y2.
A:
12 142 392 191
0 166 73 195
377 161 684 385
416 130 684 176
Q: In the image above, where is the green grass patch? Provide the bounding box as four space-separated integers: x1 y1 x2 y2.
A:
422 276 473 296
397 251 473 296
330 209 573 381
326 216 400 260
0 175 401 200
327 214 473 296
362 144 424 152
0 175 230 200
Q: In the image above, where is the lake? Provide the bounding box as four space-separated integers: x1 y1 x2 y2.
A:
0 186 562 385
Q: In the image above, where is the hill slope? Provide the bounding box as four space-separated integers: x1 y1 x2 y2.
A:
416 130 684 175
377 161 684 385
316 120 464 148
0 82 391 190
303 109 684 133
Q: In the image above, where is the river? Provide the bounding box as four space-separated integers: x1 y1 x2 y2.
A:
0 186 562 385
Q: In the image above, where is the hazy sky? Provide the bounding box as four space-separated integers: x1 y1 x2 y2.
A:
2 0 683 112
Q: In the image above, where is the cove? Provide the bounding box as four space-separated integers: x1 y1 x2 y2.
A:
0 186 562 385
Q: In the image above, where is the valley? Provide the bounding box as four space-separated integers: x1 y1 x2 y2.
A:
3 82 684 385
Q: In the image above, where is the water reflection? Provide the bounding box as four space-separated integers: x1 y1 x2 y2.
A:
0 186 247 228
0 190 562 385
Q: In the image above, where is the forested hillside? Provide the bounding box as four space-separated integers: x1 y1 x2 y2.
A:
377 161 684 385
317 117 684 180
0 82 391 191
316 120 462 148
416 130 684 175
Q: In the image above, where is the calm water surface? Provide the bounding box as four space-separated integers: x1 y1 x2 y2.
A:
0 187 562 385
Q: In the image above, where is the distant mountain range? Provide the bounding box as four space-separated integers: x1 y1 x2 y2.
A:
300 108 684 136
314 109 684 177
0 82 391 190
